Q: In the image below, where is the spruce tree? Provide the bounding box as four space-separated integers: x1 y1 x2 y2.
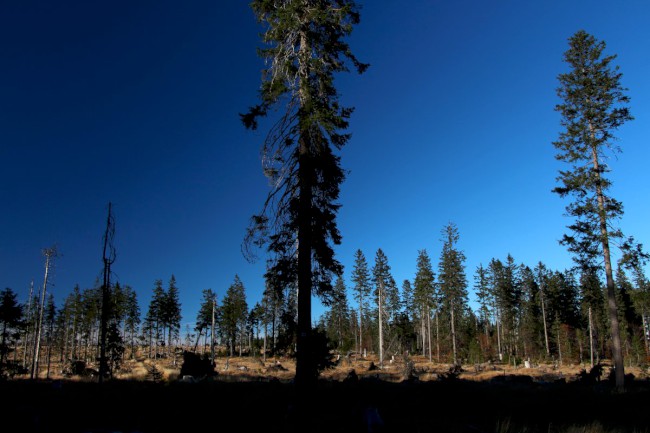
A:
0 288 23 366
242 0 367 388
351 249 371 355
220 276 248 357
372 248 393 368
553 30 643 388
414 250 436 360
164 275 182 355
438 223 468 366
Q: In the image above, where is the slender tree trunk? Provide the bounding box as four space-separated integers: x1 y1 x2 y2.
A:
642 312 649 356
263 297 267 363
426 307 432 363
435 310 440 363
591 145 625 390
496 308 502 361
358 298 363 356
450 300 457 366
22 280 34 369
31 251 52 379
378 281 384 369
557 322 563 367
295 135 314 388
420 308 426 358
589 307 595 368
211 298 216 365
541 289 550 357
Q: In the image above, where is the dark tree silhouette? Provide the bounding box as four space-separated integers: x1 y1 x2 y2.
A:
242 0 367 389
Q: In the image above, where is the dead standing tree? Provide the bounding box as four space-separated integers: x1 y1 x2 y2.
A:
31 245 58 379
99 202 116 382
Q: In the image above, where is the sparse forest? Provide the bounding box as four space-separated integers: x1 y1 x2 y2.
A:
2 1 650 433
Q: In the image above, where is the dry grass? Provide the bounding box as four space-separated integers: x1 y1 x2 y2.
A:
20 352 648 385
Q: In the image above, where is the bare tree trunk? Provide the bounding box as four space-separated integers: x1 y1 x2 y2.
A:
450 300 457 366
557 321 563 367
358 298 363 356
22 280 34 369
590 141 625 390
435 310 440 363
378 281 384 369
427 307 432 363
589 307 595 368
420 311 425 357
211 297 216 365
496 308 502 361
263 297 267 363
541 288 550 357
31 248 55 379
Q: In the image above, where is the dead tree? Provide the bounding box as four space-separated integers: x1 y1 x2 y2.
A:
31 245 58 379
99 202 116 382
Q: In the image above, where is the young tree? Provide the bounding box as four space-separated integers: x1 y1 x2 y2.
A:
146 280 165 358
438 223 468 366
242 0 367 388
220 276 248 357
0 288 23 366
32 245 58 379
351 249 371 355
372 249 394 368
164 275 182 356
327 276 351 351
195 289 217 353
553 30 643 389
474 265 492 345
123 286 140 359
414 250 435 361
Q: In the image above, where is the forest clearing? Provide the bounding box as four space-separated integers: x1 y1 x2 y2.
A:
3 353 650 433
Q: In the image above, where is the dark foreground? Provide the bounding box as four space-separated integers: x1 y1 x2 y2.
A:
2 376 649 433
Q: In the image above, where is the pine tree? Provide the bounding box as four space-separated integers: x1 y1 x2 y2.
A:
553 29 642 389
242 0 367 388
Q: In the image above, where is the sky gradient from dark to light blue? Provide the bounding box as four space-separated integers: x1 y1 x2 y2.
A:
2 1 649 330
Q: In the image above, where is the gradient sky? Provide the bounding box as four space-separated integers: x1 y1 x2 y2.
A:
2 0 649 331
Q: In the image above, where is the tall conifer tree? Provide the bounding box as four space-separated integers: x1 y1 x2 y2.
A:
553 30 643 388
242 0 367 387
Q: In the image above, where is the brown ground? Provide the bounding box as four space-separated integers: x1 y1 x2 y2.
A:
26 353 649 384
5 355 650 433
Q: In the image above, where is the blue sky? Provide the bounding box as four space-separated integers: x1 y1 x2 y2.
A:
2 0 649 330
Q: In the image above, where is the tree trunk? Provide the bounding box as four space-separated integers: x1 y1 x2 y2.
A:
22 280 34 369
211 298 216 365
420 308 426 358
591 145 625 390
589 307 595 368
450 300 457 366
378 281 384 369
31 252 52 379
435 310 440 363
427 307 432 363
541 288 550 357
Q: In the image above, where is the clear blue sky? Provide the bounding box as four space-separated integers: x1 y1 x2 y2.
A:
2 1 649 330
